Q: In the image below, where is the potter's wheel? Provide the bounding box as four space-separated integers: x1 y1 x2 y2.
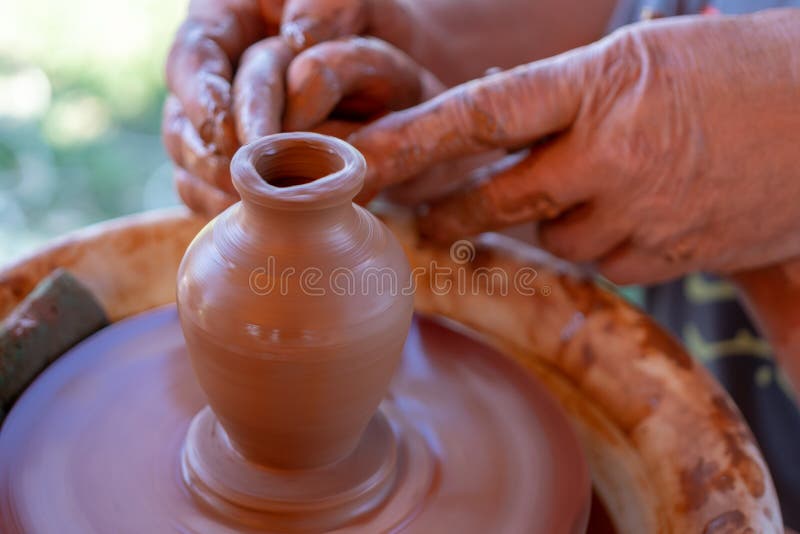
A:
0 305 590 533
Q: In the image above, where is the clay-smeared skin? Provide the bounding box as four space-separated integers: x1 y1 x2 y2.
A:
0 308 590 533
233 37 295 143
281 0 369 51
164 34 440 217
177 133 413 471
166 0 280 156
350 9 800 286
163 94 238 196
163 1 279 214
283 37 436 131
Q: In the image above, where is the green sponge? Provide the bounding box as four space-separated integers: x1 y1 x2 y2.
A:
0 269 108 418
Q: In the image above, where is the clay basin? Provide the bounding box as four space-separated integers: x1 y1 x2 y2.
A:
0 206 783 532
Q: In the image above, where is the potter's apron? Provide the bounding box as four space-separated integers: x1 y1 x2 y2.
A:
606 0 800 527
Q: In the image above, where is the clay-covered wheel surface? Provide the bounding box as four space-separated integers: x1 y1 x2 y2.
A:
0 305 590 533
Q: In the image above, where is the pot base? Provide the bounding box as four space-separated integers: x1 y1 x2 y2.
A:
181 406 436 531
0 306 591 533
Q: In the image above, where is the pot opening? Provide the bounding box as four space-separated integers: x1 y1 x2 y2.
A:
254 145 345 189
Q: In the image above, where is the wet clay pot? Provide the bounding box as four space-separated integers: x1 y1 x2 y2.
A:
177 132 414 469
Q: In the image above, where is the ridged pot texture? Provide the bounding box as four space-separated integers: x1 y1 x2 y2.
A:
177 133 414 469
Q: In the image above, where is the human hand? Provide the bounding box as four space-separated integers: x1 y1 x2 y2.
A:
162 0 284 215
166 29 445 215
349 9 800 284
279 0 615 85
162 0 614 216
162 0 465 216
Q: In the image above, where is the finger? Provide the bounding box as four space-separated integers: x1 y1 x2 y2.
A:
162 95 236 195
175 167 238 219
167 0 267 154
349 48 588 191
233 37 295 143
284 37 439 132
381 150 505 205
418 136 591 242
538 201 633 263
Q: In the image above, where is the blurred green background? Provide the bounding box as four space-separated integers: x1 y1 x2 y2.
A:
0 0 188 262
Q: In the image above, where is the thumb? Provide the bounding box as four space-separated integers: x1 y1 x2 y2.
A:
349 46 592 193
418 135 591 243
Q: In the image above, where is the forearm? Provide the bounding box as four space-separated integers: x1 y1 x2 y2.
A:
732 259 800 398
379 0 617 86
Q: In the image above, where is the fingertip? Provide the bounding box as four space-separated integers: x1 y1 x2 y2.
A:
281 18 318 52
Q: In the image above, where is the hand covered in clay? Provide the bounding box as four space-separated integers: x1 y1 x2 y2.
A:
163 0 618 215
163 0 284 215
163 0 445 215
349 9 800 284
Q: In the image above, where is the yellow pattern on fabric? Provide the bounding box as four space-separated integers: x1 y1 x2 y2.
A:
684 274 737 304
683 324 795 398
683 324 773 362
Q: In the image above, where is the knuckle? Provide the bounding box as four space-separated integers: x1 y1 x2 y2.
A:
452 81 507 149
586 29 646 110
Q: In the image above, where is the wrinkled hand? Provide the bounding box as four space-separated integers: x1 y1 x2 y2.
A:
349 9 800 284
163 0 444 216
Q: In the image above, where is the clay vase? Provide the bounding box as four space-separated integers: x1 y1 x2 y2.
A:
176 132 414 470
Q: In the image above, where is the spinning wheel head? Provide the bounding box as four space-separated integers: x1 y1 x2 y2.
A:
0 134 781 533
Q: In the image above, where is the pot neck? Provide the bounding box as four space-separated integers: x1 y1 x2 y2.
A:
231 133 366 214
238 200 359 236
